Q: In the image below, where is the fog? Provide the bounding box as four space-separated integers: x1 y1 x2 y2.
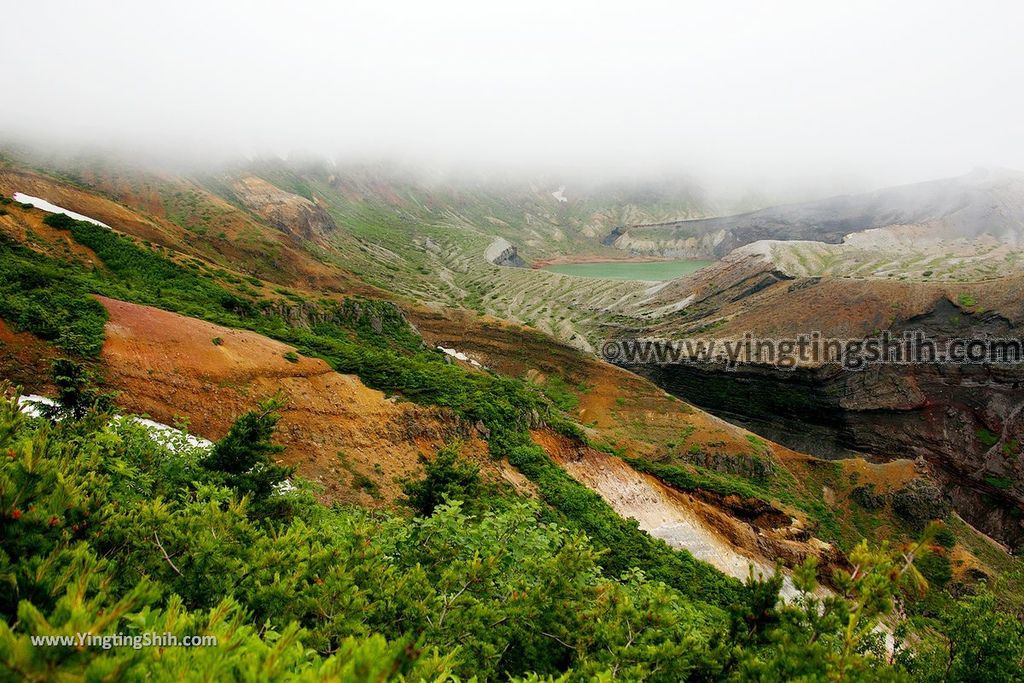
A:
2 1 1023 194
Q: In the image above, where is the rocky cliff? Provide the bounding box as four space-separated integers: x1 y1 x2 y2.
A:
484 237 526 267
619 254 1024 546
231 175 337 239
608 168 1024 257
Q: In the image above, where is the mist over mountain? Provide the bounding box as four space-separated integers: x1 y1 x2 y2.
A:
609 167 1024 256
4 2 1024 193
5 3 1024 680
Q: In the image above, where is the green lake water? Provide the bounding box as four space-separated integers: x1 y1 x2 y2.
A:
540 259 713 281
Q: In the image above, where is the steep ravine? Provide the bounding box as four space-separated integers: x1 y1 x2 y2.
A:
532 429 840 598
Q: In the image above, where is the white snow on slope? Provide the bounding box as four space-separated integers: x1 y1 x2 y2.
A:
16 394 57 418
437 346 483 368
12 192 111 228
121 416 213 450
17 394 212 451
15 394 297 493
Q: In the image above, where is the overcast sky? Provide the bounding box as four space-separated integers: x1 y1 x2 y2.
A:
2 1 1022 192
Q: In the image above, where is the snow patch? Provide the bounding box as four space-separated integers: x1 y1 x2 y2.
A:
119 416 213 450
14 395 303 495
274 479 298 494
17 394 211 451
12 192 111 228
437 346 483 368
16 394 57 418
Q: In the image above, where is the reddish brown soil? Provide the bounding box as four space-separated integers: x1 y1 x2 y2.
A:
0 203 103 265
832 456 918 490
96 297 530 506
408 304 773 459
0 166 377 297
0 168 176 246
0 321 57 395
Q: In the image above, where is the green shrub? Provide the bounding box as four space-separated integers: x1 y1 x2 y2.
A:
200 397 293 516
933 526 956 549
851 483 886 510
45 358 117 421
0 236 108 357
0 393 732 680
957 293 978 308
909 593 1024 683
977 428 999 448
352 472 380 498
916 550 953 589
985 475 1013 490
403 443 481 516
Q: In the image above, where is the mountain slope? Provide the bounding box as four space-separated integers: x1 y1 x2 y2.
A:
616 249 1024 546
98 296 524 506
609 168 1024 257
4 150 1024 679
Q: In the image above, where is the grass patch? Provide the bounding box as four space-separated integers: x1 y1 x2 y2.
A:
0 235 108 357
957 293 978 308
985 476 1013 490
540 374 580 412
977 428 999 448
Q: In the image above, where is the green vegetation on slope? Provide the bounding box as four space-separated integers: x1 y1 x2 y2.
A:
0 235 107 357
0 397 718 680
41 213 257 322
4 210 738 605
5 391 1022 681
3 206 1024 679
281 331 743 604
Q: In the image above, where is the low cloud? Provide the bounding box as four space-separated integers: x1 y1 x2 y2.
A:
3 1 1022 194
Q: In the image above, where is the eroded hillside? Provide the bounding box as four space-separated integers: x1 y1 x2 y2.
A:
2 152 1020 610
614 243 1024 547
96 296 533 506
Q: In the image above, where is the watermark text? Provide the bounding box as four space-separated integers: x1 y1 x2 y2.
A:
30 632 218 650
601 331 1024 371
